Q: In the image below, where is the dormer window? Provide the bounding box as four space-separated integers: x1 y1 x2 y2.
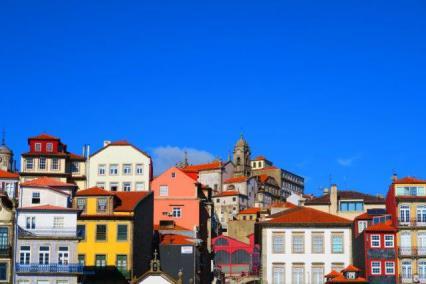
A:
76 198 87 211
346 271 356 279
46 143 53 152
97 198 107 213
35 143 41 152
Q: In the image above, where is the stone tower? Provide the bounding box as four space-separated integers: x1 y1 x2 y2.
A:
0 130 13 172
233 134 251 177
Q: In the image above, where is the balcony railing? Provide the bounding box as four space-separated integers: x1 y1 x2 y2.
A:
18 226 78 238
0 246 11 257
399 275 413 283
16 263 83 274
398 218 426 227
398 246 426 257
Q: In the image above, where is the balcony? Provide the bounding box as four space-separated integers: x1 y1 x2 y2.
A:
0 246 12 258
399 275 413 283
398 246 426 258
18 226 78 239
16 263 83 274
398 218 426 228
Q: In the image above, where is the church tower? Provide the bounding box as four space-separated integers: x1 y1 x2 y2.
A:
0 130 13 172
233 134 251 177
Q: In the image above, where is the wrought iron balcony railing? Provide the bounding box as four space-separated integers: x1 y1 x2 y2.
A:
398 246 426 257
16 263 83 274
398 218 426 227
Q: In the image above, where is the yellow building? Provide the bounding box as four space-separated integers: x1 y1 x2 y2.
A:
74 187 153 282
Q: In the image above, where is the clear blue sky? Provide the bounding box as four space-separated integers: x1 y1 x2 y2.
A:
1 1 425 196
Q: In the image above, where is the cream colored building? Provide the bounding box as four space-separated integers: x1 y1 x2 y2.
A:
304 184 385 220
88 140 152 191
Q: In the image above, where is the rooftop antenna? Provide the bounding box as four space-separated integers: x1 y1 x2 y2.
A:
184 150 189 166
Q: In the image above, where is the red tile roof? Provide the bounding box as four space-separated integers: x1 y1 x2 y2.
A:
256 165 279 171
0 170 19 179
29 133 59 140
354 212 373 220
264 206 352 225
328 274 367 283
181 160 223 172
182 170 198 181
213 190 244 197
239 207 260 214
394 176 426 184
154 223 191 231
68 152 85 160
224 176 248 184
114 191 150 212
342 265 360 273
19 205 79 211
109 140 131 146
305 190 384 205
21 177 76 187
270 201 297 209
76 187 114 196
365 222 397 232
325 270 341 278
253 156 266 161
161 234 194 245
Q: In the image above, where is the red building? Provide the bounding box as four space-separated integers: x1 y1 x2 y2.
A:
353 210 397 284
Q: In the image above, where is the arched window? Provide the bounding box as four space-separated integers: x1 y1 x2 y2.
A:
231 249 250 264
215 238 229 246
215 250 230 264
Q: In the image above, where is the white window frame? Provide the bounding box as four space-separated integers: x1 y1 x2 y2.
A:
53 216 64 229
35 143 42 152
384 235 394 248
109 164 118 176
371 235 381 248
26 158 33 170
135 182 145 191
371 261 381 275
358 220 368 233
19 246 30 265
46 143 53 152
51 158 59 170
39 157 46 170
98 164 106 176
58 246 69 265
272 233 285 254
159 186 168 197
385 261 395 275
136 164 144 175
172 207 182 218
39 246 50 265
123 164 132 175
123 182 131 192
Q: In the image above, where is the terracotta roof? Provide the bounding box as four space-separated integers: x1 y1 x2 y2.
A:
181 160 223 172
154 223 191 231
114 191 150 212
0 170 19 179
255 165 279 171
342 265 360 273
224 176 248 184
354 212 373 220
264 206 352 225
213 190 245 197
76 187 115 196
305 190 384 205
68 152 85 160
394 176 426 185
182 170 198 181
21 177 76 187
239 207 260 214
253 156 266 161
18 205 79 211
365 222 397 232
29 133 59 140
325 270 341 278
161 234 194 245
270 201 297 209
328 274 367 283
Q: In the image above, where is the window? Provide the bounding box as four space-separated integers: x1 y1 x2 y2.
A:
371 261 381 275
159 186 168 196
171 172 176 178
116 255 128 272
26 216 36 229
135 182 145 191
26 158 33 170
53 217 64 228
0 263 7 281
51 158 59 170
56 281 68 284
123 164 132 175
96 182 105 189
39 246 50 265
172 207 182 218
76 198 86 211
71 161 79 173
385 261 395 275
35 143 41 152
332 263 344 272
418 205 426 224
136 164 143 175
384 235 394 248
312 233 324 254
39 157 46 170
78 254 85 266
292 234 304 253
232 197 236 202
0 228 8 249
109 164 118 175
98 164 106 175
20 246 30 264
110 183 118 191
46 143 53 152
77 224 86 240
97 198 107 212
400 205 410 223
419 260 426 279
358 220 368 233
311 265 324 284
123 182 131 192
95 255 106 267
96 224 107 241
292 265 304 284
272 264 285 284
397 186 426 197
331 233 344 253
371 235 381 248
58 246 69 265
339 201 364 212
402 260 412 279
117 224 128 241
32 192 40 204
272 233 285 253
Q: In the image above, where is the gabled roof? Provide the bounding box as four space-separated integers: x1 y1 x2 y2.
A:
114 191 150 212
270 201 297 209
354 212 373 220
262 206 352 226
224 176 248 184
181 160 223 172
161 234 195 245
21 177 76 188
68 152 85 160
393 176 426 185
239 207 260 214
0 170 19 179
28 133 59 140
325 270 341 278
342 265 360 273
305 190 384 205
213 190 245 198
90 140 151 159
76 187 114 196
365 222 397 232
182 170 198 181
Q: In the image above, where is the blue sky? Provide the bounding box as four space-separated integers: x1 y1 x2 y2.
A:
1 1 425 196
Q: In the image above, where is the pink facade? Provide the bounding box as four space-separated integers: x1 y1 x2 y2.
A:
151 167 202 230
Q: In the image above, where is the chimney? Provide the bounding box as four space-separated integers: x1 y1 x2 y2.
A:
330 184 338 214
103 140 111 147
392 172 398 183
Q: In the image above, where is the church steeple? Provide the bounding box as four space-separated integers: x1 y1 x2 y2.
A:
0 129 13 172
233 134 251 177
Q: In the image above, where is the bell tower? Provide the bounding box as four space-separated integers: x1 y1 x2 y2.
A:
0 130 13 172
233 134 251 177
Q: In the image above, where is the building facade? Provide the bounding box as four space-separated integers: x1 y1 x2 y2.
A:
258 206 353 284
0 194 14 283
88 140 152 192
0 170 19 200
20 134 87 189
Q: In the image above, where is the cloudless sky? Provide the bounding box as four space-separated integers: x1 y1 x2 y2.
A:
1 1 425 196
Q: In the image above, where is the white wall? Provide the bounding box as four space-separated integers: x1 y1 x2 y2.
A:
88 144 151 191
17 211 77 236
264 227 352 283
198 171 221 192
138 275 174 284
19 186 69 208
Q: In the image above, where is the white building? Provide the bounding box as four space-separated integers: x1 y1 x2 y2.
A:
88 140 152 192
259 206 352 284
0 170 19 199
